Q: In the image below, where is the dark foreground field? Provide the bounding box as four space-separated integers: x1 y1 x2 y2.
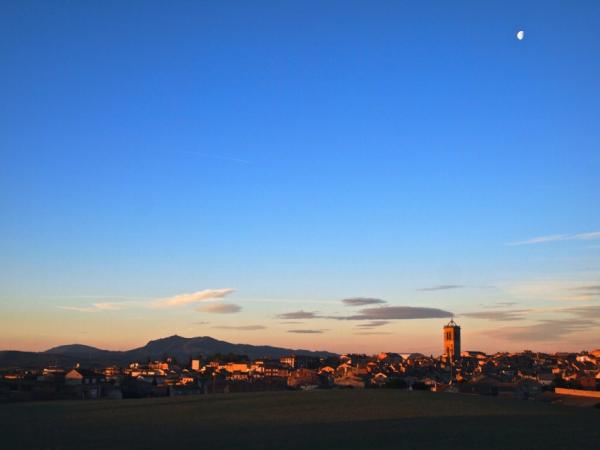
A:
1 390 599 450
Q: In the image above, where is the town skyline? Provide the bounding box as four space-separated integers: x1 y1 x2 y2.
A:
2 316 598 357
2 324 598 405
1 2 599 355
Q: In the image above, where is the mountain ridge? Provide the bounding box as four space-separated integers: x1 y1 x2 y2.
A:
1 335 336 369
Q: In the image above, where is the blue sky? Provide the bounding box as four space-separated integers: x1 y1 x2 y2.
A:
1 1 599 353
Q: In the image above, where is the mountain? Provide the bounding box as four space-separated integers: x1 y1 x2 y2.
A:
46 344 108 356
0 335 336 369
45 344 122 359
123 335 335 362
0 350 81 369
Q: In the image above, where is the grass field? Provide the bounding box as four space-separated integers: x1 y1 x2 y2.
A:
1 390 599 450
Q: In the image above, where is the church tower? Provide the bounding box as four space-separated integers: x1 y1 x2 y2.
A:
443 319 461 362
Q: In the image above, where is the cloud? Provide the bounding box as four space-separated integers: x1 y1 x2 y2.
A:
356 321 390 328
487 319 596 342
509 231 600 246
557 285 600 301
57 302 122 313
355 332 393 335
279 321 304 325
213 325 266 330
334 306 453 321
417 285 464 292
154 288 235 308
196 303 242 314
276 310 320 320
287 329 327 334
280 306 454 321
193 321 210 325
50 295 148 300
495 301 518 307
342 297 387 306
502 278 600 303
561 305 600 318
461 309 530 322
480 302 518 309
568 285 600 292
567 285 600 296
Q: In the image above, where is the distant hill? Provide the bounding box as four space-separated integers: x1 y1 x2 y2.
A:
0 350 81 370
123 335 335 362
0 335 336 369
45 344 109 356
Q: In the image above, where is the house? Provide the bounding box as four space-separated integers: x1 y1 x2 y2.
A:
280 355 320 369
262 363 290 379
334 372 367 389
227 370 250 381
224 362 251 374
102 366 120 380
287 368 319 388
318 366 336 375
148 361 169 371
461 351 487 359
65 369 105 385
370 372 388 387
38 367 65 382
377 353 403 364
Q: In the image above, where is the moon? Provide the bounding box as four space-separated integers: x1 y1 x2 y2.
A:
516 30 525 41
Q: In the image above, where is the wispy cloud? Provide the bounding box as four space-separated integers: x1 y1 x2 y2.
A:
213 325 266 330
154 288 235 308
509 231 600 246
57 302 123 313
461 309 530 322
487 319 596 342
276 310 320 320
561 304 600 318
480 301 518 309
559 285 600 302
417 285 463 292
356 321 390 328
496 301 518 307
49 295 149 300
355 332 393 336
567 285 600 294
279 306 453 321
503 278 600 303
287 329 327 334
196 303 242 314
333 306 453 321
342 297 387 306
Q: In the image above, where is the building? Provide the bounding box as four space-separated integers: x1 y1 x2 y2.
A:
443 319 461 362
280 355 320 369
64 369 105 385
287 368 319 388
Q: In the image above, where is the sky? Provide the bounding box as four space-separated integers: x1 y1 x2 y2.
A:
1 0 599 355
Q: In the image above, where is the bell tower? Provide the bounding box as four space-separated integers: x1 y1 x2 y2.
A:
443 319 461 362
